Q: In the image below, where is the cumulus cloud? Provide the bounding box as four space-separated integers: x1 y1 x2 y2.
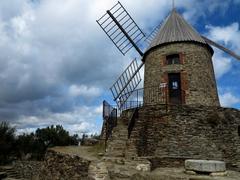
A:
212 50 232 79
0 0 239 134
205 23 240 79
0 0 126 134
68 85 102 98
206 23 240 51
14 105 102 135
219 92 240 107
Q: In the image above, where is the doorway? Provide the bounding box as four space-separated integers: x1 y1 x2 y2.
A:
168 73 182 104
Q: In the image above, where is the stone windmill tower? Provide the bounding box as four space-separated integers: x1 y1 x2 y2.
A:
98 2 240 166
143 9 219 106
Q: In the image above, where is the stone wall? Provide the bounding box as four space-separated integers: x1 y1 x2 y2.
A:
143 42 219 106
40 149 91 180
13 161 42 179
127 104 240 167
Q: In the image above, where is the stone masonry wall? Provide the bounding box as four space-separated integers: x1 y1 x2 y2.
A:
127 104 240 166
40 149 91 180
143 42 219 106
13 161 42 179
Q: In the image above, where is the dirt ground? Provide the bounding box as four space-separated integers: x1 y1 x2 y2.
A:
50 144 105 161
51 145 240 180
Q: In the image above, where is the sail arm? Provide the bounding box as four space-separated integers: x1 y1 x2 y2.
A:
202 36 240 61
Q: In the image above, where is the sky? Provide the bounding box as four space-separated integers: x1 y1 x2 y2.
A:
0 0 239 135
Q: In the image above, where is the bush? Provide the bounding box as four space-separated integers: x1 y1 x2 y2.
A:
0 122 16 165
0 123 80 162
35 125 79 148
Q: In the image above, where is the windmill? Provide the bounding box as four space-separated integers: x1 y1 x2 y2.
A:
97 1 240 111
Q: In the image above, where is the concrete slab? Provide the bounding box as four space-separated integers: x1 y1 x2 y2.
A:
185 160 226 173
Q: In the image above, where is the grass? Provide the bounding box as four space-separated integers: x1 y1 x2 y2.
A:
50 143 105 161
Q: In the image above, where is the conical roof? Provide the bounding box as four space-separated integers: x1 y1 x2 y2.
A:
145 9 212 54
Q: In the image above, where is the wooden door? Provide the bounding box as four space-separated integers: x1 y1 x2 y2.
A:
168 73 182 104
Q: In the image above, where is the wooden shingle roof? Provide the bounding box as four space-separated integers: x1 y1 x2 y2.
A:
147 9 207 50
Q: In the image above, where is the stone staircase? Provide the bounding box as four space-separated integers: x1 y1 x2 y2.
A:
0 166 23 180
105 118 128 157
89 111 151 179
88 161 110 180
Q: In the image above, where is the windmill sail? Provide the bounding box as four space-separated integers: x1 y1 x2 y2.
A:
97 1 145 56
202 36 240 61
110 59 143 109
97 2 146 109
145 23 162 46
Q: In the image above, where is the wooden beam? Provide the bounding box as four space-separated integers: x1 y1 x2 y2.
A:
202 36 240 61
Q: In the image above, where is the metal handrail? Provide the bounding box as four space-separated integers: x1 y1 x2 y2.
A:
118 85 168 111
102 101 118 148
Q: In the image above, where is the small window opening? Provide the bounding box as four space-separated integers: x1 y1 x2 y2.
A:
172 81 179 89
238 126 240 136
167 54 180 65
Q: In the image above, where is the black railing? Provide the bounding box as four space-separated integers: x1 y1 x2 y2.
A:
118 85 168 111
128 108 138 138
102 101 118 147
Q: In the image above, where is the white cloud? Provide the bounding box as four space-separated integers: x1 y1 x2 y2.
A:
14 105 102 135
206 23 240 51
0 0 239 134
205 23 240 78
219 92 240 107
212 50 232 79
69 85 102 98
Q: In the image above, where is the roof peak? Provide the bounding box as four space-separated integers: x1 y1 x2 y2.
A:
172 0 175 10
147 9 208 51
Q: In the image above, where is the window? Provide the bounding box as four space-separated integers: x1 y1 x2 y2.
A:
166 54 180 65
172 81 178 89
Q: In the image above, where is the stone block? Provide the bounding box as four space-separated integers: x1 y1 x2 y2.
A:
136 163 151 172
210 171 227 176
0 172 7 179
185 160 226 173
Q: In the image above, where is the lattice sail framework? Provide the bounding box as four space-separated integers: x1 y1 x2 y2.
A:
110 59 143 109
96 1 145 56
145 23 162 46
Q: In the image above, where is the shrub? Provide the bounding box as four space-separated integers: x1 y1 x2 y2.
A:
0 122 16 165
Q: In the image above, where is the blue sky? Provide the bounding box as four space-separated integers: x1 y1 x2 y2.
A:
0 0 239 135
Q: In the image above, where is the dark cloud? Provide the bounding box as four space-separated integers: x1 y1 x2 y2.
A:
0 0 239 135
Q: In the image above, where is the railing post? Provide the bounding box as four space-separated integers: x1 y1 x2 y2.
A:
137 89 139 107
165 86 168 112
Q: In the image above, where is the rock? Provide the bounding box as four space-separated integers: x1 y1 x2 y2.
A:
210 171 227 176
39 150 91 179
185 170 197 175
185 160 226 173
0 172 7 179
136 163 151 172
116 158 125 165
98 153 104 157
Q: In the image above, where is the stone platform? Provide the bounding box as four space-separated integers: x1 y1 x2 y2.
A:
185 160 226 173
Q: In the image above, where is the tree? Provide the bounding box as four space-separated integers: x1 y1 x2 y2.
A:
35 125 79 148
0 122 15 165
15 133 44 160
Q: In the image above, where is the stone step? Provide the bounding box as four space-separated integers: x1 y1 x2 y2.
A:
88 161 110 180
0 172 7 179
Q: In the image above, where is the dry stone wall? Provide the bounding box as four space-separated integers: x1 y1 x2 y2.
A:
127 104 240 167
40 149 91 180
